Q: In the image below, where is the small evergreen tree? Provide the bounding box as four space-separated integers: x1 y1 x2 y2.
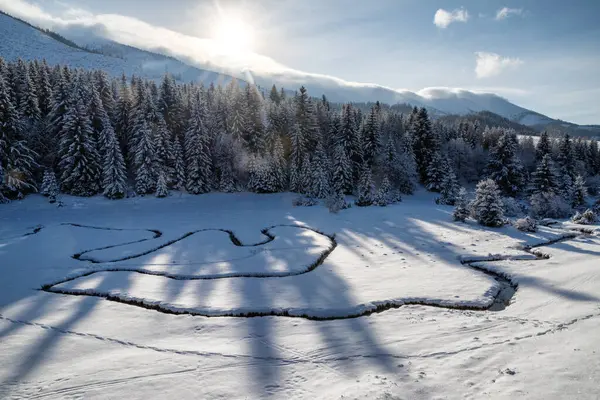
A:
310 143 330 199
572 175 587 208
102 125 127 199
453 188 470 222
438 168 460 205
355 166 375 207
155 168 169 198
425 152 446 192
172 135 186 191
535 131 551 161
531 154 559 195
41 170 59 203
471 179 505 227
486 131 524 196
375 176 393 206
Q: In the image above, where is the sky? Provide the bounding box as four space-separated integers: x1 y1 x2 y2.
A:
1 0 599 124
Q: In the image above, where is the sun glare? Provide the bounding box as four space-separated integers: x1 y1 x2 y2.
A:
213 15 255 54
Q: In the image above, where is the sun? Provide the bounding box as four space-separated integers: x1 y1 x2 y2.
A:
212 15 255 54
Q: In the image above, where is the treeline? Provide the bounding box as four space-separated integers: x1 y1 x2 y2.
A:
1 57 599 217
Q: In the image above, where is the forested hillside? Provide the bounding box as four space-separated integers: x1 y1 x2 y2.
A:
1 57 599 218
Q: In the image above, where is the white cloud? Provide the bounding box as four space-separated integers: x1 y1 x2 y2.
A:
475 52 523 78
433 8 470 29
495 7 523 20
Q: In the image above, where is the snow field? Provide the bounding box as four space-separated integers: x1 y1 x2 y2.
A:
1 193 600 399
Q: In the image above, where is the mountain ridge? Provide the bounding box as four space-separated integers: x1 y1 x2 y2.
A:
1 10 598 137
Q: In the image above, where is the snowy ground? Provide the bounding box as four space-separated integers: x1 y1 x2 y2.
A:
1 191 599 399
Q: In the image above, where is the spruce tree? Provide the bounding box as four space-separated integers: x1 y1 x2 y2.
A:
102 124 127 199
453 188 470 222
425 151 446 192
58 76 100 196
412 107 438 183
272 136 287 191
471 179 505 227
310 142 330 199
114 76 134 158
300 154 312 195
41 170 59 201
133 119 156 195
185 94 212 194
289 123 305 192
375 176 393 206
486 131 524 196
531 154 559 195
172 135 186 191
572 175 587 208
557 134 577 200
535 131 551 161
0 74 37 196
155 168 169 198
361 107 380 167
355 166 375 207
438 168 460 205
154 117 174 181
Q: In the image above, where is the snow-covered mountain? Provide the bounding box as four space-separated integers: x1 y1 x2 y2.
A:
1 10 598 136
0 11 234 86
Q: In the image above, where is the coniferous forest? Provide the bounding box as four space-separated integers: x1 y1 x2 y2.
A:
1 57 600 220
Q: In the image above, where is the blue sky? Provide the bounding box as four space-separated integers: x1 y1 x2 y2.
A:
3 0 599 124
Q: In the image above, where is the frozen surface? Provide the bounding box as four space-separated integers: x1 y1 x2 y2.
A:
1 191 599 399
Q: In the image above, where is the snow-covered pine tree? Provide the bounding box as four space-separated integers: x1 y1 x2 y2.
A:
155 168 169 198
36 60 53 117
295 86 319 153
271 135 287 191
375 176 393 206
425 151 446 192
289 123 305 192
361 107 380 167
438 168 460 205
300 154 312 195
88 82 111 160
58 76 101 197
355 166 375 207
556 133 577 201
471 179 505 227
17 61 41 124
341 104 363 184
184 93 212 194
159 73 182 136
40 169 59 200
244 84 266 154
154 116 174 181
331 140 353 195
132 119 156 195
535 131 551 162
172 134 186 191
411 107 438 183
452 187 470 222
530 154 559 195
325 185 349 213
102 124 127 199
114 76 134 159
225 79 246 145
572 175 587 208
485 131 525 196
247 155 271 193
94 70 116 123
310 142 330 199
0 74 37 197
48 67 71 138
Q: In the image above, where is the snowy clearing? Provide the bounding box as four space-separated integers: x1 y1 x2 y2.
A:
1 191 600 399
